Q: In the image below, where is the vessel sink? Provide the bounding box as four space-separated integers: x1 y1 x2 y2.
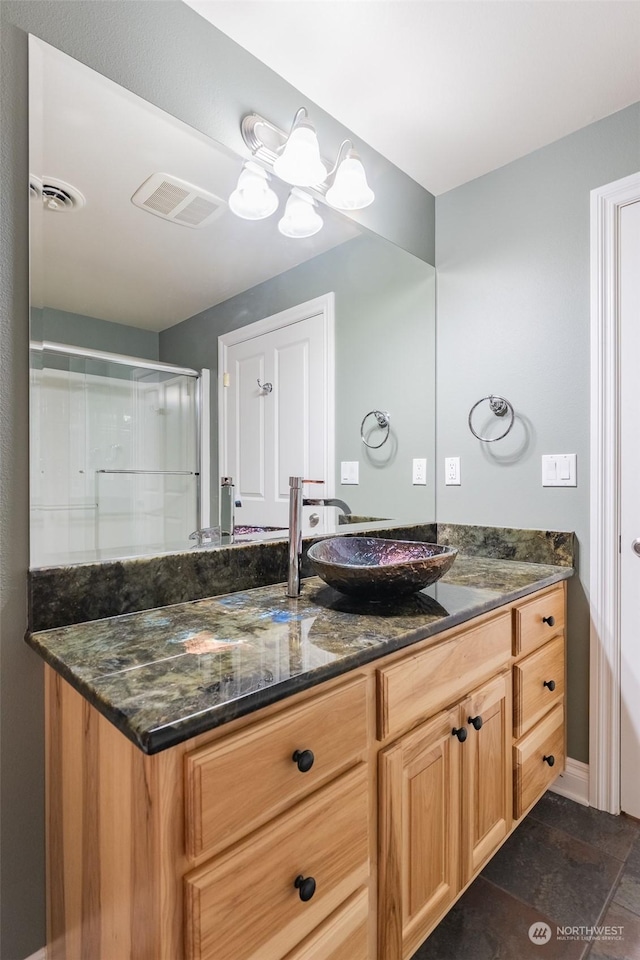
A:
306 537 457 600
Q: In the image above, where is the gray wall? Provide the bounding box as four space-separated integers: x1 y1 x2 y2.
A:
31 306 159 359
160 235 436 523
436 102 640 764
0 2 434 955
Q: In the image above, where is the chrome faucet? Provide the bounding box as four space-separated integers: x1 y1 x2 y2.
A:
220 476 242 539
286 478 352 597
287 477 323 597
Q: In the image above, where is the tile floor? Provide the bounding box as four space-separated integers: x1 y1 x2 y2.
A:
411 792 640 960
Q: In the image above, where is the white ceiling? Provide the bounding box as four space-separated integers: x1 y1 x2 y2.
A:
184 0 640 196
30 39 359 331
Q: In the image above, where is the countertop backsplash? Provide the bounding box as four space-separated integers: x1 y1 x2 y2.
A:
28 521 574 632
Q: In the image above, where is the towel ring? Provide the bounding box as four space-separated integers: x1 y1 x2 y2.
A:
360 410 391 449
468 395 515 442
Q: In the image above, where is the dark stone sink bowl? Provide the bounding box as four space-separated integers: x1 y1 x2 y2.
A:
306 537 458 601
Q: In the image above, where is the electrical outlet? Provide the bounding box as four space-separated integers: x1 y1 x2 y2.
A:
412 458 427 485
445 457 461 485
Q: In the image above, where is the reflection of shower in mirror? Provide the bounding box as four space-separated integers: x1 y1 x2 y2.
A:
29 341 202 566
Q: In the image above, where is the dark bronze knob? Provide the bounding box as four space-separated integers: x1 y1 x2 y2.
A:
294 875 316 901
542 615 556 627
543 679 556 692
452 726 468 742
292 749 315 773
468 715 483 731
543 754 555 767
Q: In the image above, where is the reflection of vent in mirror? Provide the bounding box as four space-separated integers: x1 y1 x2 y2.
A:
131 173 226 228
38 177 86 211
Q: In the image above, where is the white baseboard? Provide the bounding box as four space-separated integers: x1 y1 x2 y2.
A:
549 757 590 806
24 949 46 960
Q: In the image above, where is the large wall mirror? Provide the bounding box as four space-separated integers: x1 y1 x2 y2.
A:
29 37 436 568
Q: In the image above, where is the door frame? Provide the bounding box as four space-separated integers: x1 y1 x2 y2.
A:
589 171 640 814
217 292 336 498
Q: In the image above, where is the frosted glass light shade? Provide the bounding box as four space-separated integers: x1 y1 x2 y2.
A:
278 189 323 238
229 162 279 220
326 154 374 210
273 123 327 187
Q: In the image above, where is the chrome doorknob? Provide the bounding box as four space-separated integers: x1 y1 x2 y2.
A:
632 539 640 556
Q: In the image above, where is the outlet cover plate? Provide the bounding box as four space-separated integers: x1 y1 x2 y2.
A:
445 457 461 485
412 458 427 485
542 454 577 487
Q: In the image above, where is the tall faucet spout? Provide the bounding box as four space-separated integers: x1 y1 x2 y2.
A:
287 477 324 597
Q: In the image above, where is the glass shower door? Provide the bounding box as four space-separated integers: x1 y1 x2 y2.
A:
30 345 200 565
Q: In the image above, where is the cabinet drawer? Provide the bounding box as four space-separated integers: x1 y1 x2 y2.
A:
514 585 565 658
283 888 369 960
184 765 369 960
185 676 368 860
377 613 511 740
513 635 565 739
513 702 565 818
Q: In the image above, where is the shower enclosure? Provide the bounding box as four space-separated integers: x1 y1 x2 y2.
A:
30 341 203 566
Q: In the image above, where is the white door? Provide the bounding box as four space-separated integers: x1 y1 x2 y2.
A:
219 294 335 531
620 198 640 818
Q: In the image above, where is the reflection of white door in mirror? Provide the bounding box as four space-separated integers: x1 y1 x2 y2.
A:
219 294 335 533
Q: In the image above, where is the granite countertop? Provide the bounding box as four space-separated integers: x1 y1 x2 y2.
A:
26 556 573 755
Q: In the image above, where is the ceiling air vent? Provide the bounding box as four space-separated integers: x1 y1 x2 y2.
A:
131 173 226 228
33 177 86 211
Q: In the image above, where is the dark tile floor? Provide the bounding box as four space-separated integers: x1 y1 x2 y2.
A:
411 792 640 960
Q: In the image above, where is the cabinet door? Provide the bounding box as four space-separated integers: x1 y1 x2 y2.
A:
460 672 512 883
378 708 461 960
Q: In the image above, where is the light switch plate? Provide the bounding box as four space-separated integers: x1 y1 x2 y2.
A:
412 458 427 485
445 457 461 485
542 454 577 487
340 461 359 485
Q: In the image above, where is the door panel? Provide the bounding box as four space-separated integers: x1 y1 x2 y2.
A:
460 673 512 881
221 302 333 530
620 198 640 819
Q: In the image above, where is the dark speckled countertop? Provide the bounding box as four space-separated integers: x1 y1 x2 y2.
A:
26 556 572 755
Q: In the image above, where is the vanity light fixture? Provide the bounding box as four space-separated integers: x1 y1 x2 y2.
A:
228 161 279 220
239 108 375 214
278 188 323 239
272 108 327 187
326 140 375 211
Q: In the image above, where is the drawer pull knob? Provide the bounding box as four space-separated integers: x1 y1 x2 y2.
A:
452 726 468 742
543 754 555 767
543 679 556 692
292 749 315 773
468 715 483 730
294 875 316 901
542 615 556 627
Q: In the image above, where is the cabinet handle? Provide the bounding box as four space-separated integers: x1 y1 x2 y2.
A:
542 615 556 627
452 726 468 743
543 679 556 692
292 749 315 773
468 715 483 730
543 754 555 767
294 875 316 902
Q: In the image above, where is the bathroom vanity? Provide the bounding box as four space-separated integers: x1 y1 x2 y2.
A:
30 555 570 960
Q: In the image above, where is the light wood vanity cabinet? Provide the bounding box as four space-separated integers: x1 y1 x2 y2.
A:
45 580 567 960
378 638 513 960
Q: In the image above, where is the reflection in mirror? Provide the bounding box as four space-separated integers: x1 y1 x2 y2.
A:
29 38 435 567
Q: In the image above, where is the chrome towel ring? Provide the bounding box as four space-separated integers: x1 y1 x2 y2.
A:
468 395 515 442
360 410 391 449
